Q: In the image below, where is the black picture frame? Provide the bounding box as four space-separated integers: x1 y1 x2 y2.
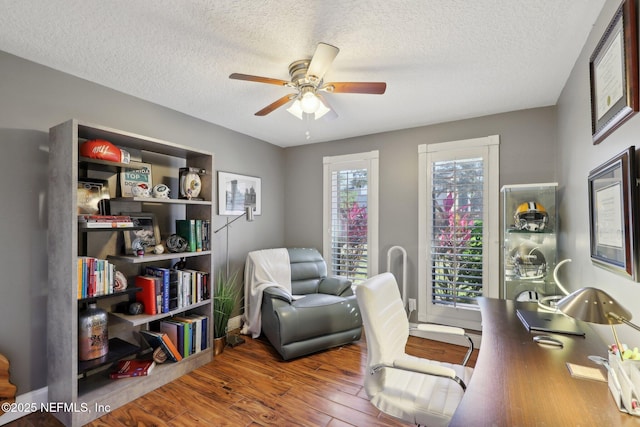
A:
120 212 161 255
588 146 637 279
590 0 638 144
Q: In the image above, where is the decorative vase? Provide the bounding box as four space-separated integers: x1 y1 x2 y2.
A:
78 303 108 361
214 336 226 356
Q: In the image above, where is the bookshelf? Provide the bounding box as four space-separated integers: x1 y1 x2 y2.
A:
48 119 214 426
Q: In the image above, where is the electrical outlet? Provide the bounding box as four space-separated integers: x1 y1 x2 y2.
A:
408 298 417 312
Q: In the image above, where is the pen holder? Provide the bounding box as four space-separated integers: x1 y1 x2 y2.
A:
608 352 640 416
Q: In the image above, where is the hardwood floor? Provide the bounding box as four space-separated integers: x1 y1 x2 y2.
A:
9 334 477 427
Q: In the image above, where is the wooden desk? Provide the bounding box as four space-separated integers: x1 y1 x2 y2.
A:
450 298 640 426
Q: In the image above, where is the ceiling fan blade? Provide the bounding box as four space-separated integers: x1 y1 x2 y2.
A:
321 82 387 94
306 43 339 80
229 73 290 87
317 94 338 120
255 94 296 116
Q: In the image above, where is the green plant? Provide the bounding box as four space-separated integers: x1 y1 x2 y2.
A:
213 270 240 339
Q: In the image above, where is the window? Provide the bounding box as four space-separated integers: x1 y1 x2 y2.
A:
323 151 379 284
418 136 499 330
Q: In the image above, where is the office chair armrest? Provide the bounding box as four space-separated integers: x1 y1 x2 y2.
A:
389 358 467 391
412 323 465 335
411 324 474 367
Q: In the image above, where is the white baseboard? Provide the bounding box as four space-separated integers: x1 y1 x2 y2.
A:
0 386 48 426
228 315 243 332
409 322 482 349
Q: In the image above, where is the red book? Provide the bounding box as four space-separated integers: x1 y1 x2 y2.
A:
109 359 155 379
135 276 158 315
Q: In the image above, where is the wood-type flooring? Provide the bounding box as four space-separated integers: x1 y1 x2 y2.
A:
9 333 478 426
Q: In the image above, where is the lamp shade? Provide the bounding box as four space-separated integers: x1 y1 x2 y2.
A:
557 287 632 325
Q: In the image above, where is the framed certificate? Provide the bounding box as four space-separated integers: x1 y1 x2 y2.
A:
589 0 638 144
588 147 637 279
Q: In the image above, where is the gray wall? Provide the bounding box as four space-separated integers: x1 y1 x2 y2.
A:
556 0 640 346
284 107 558 305
0 51 285 395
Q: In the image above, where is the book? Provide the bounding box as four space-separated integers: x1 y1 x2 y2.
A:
109 359 155 379
145 266 171 313
135 276 159 315
80 221 134 228
161 319 186 357
176 219 197 252
78 214 132 223
139 330 183 362
195 219 203 252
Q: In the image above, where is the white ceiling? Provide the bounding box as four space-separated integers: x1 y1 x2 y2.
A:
0 0 606 147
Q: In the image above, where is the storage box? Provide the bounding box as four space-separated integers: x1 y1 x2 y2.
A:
608 352 640 416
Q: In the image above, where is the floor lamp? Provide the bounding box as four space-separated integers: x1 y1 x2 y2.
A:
214 205 254 279
213 206 253 347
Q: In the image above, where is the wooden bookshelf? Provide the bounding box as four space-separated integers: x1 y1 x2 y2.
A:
48 119 215 426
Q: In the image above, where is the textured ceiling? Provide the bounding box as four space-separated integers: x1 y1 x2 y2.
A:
0 0 605 147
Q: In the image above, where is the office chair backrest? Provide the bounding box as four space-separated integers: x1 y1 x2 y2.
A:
355 272 409 395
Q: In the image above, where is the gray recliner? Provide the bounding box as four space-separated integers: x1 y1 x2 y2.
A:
258 248 363 360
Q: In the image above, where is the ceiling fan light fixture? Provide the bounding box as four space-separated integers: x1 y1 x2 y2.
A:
314 102 330 119
286 99 304 120
300 90 320 113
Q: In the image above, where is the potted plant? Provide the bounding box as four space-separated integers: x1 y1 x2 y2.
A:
213 270 240 355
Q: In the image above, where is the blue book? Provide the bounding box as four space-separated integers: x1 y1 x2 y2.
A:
145 266 170 313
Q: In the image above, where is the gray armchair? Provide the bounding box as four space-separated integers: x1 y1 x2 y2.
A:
245 248 362 360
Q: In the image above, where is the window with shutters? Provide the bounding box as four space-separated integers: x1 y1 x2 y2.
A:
418 136 499 330
323 151 379 284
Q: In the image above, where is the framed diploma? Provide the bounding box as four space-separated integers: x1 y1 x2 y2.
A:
589 0 638 145
588 147 637 279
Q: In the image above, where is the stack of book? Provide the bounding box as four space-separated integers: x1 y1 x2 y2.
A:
78 214 134 228
77 257 116 299
175 219 211 252
159 314 209 358
135 268 210 315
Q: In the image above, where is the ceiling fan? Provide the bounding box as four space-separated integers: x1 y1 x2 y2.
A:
229 42 386 120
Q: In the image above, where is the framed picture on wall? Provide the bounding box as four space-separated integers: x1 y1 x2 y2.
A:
217 171 261 216
588 146 637 279
589 0 639 144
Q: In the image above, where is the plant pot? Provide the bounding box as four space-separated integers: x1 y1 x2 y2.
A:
213 336 226 356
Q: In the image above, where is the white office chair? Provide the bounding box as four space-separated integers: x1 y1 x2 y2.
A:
355 272 474 427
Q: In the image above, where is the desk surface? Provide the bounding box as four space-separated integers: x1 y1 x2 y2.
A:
450 298 640 426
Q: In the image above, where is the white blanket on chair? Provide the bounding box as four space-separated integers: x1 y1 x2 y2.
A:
241 248 291 338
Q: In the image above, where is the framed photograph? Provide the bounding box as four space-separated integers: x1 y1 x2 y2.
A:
588 146 637 279
77 178 109 215
589 0 638 144
121 212 161 255
217 171 261 216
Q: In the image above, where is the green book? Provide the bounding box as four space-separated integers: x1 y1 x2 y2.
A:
175 219 196 252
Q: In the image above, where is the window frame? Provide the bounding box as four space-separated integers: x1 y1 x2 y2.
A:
418 136 499 330
322 151 379 282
